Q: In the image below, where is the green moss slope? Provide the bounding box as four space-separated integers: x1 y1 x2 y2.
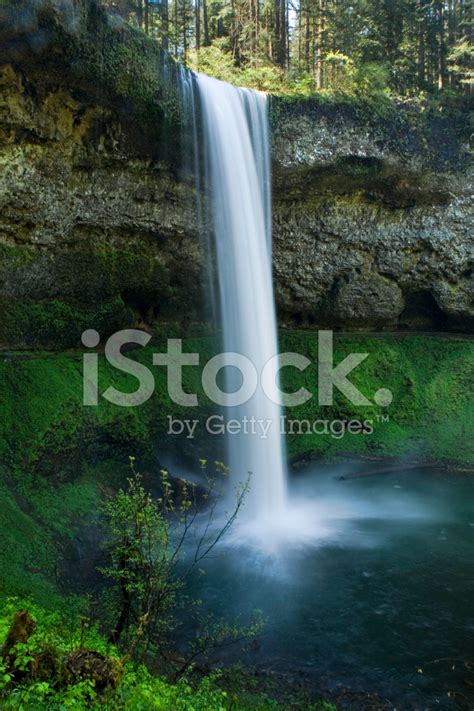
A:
0 333 472 603
279 332 473 463
1 333 472 474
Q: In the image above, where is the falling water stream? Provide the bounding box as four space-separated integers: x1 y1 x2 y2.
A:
196 73 287 522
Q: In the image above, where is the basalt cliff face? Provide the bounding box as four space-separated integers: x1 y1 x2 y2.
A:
271 101 473 331
0 62 202 349
0 0 472 349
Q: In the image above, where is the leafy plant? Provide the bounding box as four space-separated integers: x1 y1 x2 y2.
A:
99 457 255 674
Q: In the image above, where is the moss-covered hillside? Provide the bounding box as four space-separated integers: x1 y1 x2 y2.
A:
0 332 472 605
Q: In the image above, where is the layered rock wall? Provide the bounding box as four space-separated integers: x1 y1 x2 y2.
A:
0 0 472 348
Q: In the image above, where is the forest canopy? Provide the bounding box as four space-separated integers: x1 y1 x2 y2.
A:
102 0 474 94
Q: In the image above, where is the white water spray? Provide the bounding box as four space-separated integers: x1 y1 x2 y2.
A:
196 73 287 521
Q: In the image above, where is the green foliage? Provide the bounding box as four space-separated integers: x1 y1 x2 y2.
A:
448 39 474 86
99 462 178 648
99 458 253 671
189 43 238 82
353 62 392 104
0 335 471 610
189 43 289 92
0 334 472 474
0 598 230 710
101 0 470 98
189 41 395 101
322 52 356 94
0 298 134 351
0 600 331 709
0 236 197 349
279 332 474 464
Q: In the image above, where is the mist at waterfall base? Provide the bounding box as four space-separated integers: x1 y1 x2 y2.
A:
174 462 474 708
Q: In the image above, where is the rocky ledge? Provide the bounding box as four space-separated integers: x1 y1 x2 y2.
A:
271 99 473 331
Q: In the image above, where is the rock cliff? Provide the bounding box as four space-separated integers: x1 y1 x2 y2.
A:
271 99 473 331
0 0 472 349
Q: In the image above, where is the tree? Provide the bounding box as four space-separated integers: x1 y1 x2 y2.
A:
447 38 474 90
100 0 472 96
99 458 251 670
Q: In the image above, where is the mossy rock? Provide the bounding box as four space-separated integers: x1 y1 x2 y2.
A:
0 0 188 161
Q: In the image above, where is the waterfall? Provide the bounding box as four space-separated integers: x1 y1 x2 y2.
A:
195 73 287 521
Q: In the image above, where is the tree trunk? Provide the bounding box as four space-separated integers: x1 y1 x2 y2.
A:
273 0 281 65
418 0 426 88
173 0 179 57
202 0 210 45
437 0 446 89
161 0 169 51
137 0 144 29
305 6 310 73
109 575 132 645
182 0 187 63
144 0 150 35
316 0 325 89
196 0 201 50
